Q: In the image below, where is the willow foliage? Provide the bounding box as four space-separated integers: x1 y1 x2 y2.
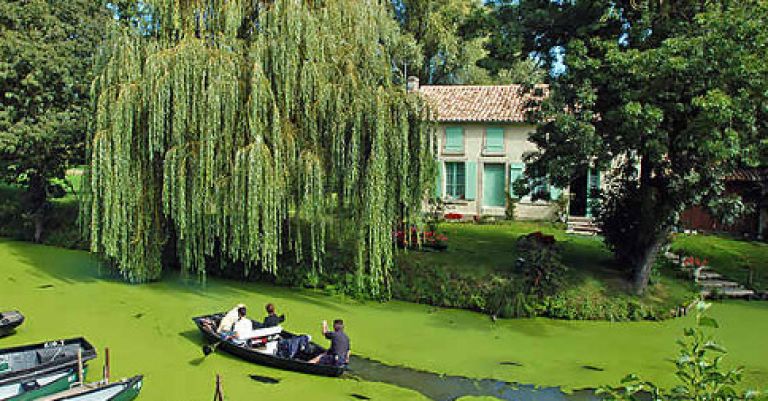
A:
85 0 434 296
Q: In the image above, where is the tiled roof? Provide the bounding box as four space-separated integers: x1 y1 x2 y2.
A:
727 168 768 182
418 84 548 123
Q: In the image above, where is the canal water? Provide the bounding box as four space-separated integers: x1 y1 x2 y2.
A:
1 239 766 400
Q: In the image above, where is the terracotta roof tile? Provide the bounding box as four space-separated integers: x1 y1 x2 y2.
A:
727 168 768 182
419 84 548 123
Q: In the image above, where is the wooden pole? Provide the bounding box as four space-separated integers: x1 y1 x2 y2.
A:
77 348 84 386
213 374 224 401
103 347 111 384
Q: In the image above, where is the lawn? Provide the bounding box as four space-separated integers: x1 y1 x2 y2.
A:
396 221 697 316
672 233 768 292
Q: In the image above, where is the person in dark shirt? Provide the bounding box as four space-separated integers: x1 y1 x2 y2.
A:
262 303 285 328
310 319 350 366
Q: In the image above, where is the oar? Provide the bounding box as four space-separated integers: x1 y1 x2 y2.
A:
202 341 222 356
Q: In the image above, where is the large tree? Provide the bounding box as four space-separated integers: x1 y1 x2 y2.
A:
391 0 492 84
85 0 434 296
523 1 768 294
476 0 546 85
0 0 110 241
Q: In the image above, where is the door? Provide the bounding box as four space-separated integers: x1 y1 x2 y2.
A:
482 163 506 207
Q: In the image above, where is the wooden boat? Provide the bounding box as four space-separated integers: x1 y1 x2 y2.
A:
0 338 96 401
37 375 143 401
0 312 24 337
193 313 346 377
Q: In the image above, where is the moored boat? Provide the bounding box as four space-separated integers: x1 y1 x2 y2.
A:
193 313 346 377
0 338 96 401
36 375 143 401
0 312 24 337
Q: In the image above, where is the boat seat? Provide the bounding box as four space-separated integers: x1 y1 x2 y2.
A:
6 351 38 372
36 344 78 364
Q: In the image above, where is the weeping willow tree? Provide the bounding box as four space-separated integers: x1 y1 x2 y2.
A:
84 0 434 297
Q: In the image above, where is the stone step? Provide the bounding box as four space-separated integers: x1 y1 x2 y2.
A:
567 221 600 229
697 272 722 280
701 288 756 298
698 279 742 288
567 225 601 233
567 228 601 234
567 216 595 223
565 215 602 236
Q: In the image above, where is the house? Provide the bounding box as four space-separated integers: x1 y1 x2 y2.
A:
680 168 768 240
412 77 602 221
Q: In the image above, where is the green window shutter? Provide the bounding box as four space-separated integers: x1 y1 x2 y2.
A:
465 161 477 200
509 163 525 198
549 184 562 201
434 161 444 198
586 168 601 217
587 168 601 191
444 127 464 153
484 127 504 153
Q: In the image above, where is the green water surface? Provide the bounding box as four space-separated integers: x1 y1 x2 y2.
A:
0 239 766 400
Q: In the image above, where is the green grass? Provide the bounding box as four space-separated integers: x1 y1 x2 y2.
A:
671 233 768 292
397 221 695 314
0 169 84 249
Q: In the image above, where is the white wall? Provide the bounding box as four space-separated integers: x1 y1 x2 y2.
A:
435 122 558 220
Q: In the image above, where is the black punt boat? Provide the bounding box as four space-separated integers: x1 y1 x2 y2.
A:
0 312 24 337
0 338 97 400
193 314 345 377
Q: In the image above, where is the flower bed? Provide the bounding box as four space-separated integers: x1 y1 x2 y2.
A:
394 226 448 251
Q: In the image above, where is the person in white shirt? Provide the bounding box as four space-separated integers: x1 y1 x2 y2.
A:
231 306 283 349
232 306 253 340
217 303 246 334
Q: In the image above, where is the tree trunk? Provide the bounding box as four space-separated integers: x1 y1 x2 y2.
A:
33 212 44 243
24 174 48 243
631 155 668 295
632 233 666 295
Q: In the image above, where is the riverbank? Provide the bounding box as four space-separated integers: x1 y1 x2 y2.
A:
1 239 766 400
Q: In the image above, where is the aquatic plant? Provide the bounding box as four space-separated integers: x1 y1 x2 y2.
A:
84 0 434 297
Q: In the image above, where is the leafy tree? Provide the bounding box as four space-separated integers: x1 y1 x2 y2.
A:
477 1 547 85
522 1 768 294
0 0 110 241
85 0 434 296
599 302 759 401
391 0 492 84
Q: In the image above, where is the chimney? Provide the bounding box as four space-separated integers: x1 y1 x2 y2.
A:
406 76 420 93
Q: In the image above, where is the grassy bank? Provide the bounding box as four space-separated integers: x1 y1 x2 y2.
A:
395 222 696 320
0 171 85 249
671 233 768 292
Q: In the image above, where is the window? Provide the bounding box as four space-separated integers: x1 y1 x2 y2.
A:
484 127 504 154
445 162 466 199
444 127 464 153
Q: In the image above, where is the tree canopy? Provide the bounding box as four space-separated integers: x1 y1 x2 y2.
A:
85 0 434 296
0 0 110 241
523 0 768 293
391 0 545 85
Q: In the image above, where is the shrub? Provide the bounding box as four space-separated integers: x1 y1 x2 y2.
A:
485 278 535 318
516 232 567 298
